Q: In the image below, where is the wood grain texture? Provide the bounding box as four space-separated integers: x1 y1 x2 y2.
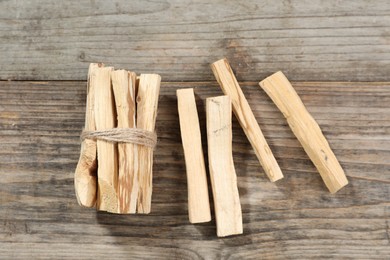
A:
136 74 161 214
112 70 137 214
177 88 211 224
259 71 348 193
0 80 390 259
74 63 100 207
1 0 390 82
260 71 348 193
206 95 243 237
94 66 118 213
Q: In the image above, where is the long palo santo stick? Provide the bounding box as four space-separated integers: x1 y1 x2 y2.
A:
211 58 283 182
206 95 243 237
259 71 348 193
177 88 211 223
74 63 102 207
94 66 119 212
136 74 161 214
112 70 138 213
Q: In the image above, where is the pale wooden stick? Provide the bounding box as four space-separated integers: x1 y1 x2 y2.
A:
129 72 139 212
111 70 138 214
136 74 161 214
74 63 102 207
259 71 348 193
177 88 211 223
206 95 243 237
94 66 119 212
211 58 283 182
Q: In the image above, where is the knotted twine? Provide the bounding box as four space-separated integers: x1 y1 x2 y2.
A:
81 128 157 148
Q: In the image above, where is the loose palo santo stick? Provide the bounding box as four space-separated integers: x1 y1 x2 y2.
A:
112 70 138 214
206 95 243 237
177 88 211 223
211 58 283 182
259 71 348 193
136 74 161 214
74 63 101 207
94 66 119 212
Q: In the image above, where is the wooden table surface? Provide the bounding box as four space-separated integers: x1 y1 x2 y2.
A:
1 1 390 259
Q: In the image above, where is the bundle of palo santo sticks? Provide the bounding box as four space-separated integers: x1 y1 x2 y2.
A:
74 63 161 214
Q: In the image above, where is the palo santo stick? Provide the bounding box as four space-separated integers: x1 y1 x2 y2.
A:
211 58 283 182
177 88 211 223
112 70 138 214
94 66 119 212
136 74 161 214
74 63 101 207
206 95 243 237
259 71 348 193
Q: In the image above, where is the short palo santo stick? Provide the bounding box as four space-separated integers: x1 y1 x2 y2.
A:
94 66 119 212
177 88 211 223
206 95 243 237
211 58 283 182
259 71 348 193
74 63 102 207
112 70 138 214
136 74 161 214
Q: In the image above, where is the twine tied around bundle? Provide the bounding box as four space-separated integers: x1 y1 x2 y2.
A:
81 128 157 148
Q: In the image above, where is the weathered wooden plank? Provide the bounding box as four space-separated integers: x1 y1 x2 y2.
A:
0 0 390 81
0 80 389 259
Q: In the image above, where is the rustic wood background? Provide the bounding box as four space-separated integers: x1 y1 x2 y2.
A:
1 0 389 259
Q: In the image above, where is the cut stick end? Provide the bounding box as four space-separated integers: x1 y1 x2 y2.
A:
176 88 194 97
328 176 349 194
95 62 104 68
206 95 231 105
217 226 243 238
74 175 97 208
259 71 286 88
140 73 161 81
189 215 212 224
210 57 228 66
269 171 284 182
210 58 230 78
88 63 104 71
217 232 243 238
97 179 119 213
